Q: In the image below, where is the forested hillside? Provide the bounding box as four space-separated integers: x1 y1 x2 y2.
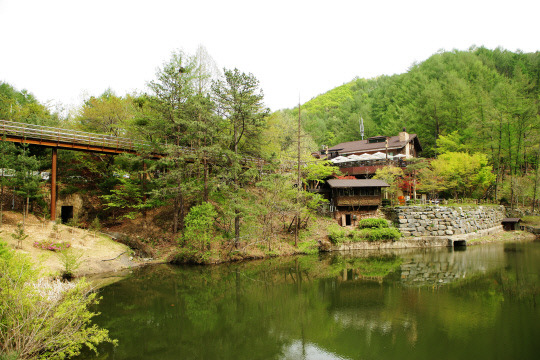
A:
293 47 539 166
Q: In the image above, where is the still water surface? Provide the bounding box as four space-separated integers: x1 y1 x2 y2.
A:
80 240 540 360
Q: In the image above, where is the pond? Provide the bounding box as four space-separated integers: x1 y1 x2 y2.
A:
79 240 540 360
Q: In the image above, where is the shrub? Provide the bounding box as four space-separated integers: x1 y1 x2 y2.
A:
0 239 10 260
57 248 83 280
66 213 80 228
358 227 402 242
89 217 102 237
358 218 389 229
0 250 116 359
33 240 71 252
182 203 217 251
327 224 347 244
169 245 214 264
298 240 319 255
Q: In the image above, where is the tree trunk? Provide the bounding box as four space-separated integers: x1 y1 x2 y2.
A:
533 146 540 212
507 121 514 209
234 209 240 249
233 119 241 248
296 100 301 247
495 114 503 201
173 197 179 234
203 156 208 202
178 191 185 231
22 196 28 229
142 160 147 230
434 104 440 140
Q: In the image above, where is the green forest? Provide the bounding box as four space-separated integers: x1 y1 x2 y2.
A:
279 46 540 205
0 46 539 262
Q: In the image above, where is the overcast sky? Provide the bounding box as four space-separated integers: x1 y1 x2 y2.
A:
0 0 538 114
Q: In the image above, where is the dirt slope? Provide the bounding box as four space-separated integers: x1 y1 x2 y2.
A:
1 212 141 278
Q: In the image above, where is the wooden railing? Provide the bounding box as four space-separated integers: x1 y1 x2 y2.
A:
0 119 266 167
0 119 147 152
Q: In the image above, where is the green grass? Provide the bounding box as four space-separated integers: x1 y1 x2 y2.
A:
521 216 540 227
467 230 530 244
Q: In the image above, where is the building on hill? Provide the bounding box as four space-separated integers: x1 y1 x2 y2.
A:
310 130 424 225
312 129 422 179
327 179 389 226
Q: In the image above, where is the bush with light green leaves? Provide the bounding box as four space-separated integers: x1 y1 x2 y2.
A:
0 239 116 359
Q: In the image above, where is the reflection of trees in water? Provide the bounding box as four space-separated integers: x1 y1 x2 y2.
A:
80 241 540 360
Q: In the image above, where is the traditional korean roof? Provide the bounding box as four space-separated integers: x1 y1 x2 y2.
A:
327 179 390 188
328 134 422 155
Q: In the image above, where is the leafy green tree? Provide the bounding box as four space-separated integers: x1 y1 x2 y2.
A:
77 89 135 137
374 166 405 203
417 167 446 199
255 173 296 251
430 152 496 198
0 250 116 359
302 160 340 189
0 82 59 126
101 175 153 220
436 131 468 154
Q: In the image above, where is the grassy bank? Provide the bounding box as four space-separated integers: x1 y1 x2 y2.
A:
467 230 536 245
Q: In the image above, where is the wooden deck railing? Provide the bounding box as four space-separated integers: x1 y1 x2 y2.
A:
0 119 147 152
0 119 266 167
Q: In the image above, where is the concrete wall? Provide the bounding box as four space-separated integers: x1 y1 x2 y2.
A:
386 205 506 238
55 193 84 222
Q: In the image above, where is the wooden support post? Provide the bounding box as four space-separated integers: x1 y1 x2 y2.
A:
51 148 57 221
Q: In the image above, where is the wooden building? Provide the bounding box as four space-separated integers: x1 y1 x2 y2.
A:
327 179 389 226
501 218 521 231
313 130 422 178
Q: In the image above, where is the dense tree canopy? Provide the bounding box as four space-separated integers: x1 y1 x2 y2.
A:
290 47 539 204
296 47 539 161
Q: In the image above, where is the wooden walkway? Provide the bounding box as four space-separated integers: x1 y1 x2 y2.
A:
0 119 147 154
0 119 265 165
0 119 266 220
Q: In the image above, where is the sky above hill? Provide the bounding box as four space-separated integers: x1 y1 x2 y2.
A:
1 0 538 114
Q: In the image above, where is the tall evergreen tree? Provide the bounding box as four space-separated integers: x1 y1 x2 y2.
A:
212 68 269 246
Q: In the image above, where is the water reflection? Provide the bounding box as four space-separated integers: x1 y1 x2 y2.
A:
79 241 540 360
280 341 351 360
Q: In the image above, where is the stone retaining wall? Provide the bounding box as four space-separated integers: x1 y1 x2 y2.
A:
387 205 506 238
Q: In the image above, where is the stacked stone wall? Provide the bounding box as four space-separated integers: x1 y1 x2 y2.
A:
387 205 505 238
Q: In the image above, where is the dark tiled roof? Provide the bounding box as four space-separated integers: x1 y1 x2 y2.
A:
328 134 419 154
327 179 390 188
502 218 521 223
